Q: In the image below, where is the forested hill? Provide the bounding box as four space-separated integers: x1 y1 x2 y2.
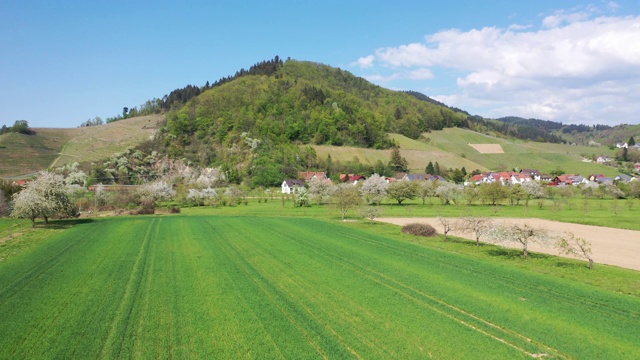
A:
160 59 467 162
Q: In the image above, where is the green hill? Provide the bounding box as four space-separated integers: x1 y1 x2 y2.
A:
2 58 625 182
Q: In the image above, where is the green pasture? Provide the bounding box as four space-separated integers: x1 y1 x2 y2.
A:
313 129 618 176
0 130 70 178
0 215 638 359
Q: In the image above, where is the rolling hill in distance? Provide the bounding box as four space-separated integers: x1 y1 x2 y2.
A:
0 58 629 180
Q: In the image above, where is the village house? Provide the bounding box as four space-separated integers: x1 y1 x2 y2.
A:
298 171 327 182
614 174 635 183
281 179 305 194
596 155 612 164
339 174 365 185
521 169 541 181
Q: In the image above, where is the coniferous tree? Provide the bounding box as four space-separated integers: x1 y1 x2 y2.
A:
629 136 636 146
434 162 441 176
389 147 408 172
426 161 435 175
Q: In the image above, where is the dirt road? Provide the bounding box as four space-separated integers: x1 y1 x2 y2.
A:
377 217 640 271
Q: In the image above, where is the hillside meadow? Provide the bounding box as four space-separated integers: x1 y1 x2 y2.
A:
314 129 618 177
0 214 639 359
0 115 162 179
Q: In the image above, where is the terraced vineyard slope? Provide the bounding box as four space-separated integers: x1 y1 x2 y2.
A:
0 216 637 358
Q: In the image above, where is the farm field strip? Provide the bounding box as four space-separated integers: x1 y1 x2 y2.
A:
0 216 639 359
235 217 640 357
257 224 567 357
338 227 640 322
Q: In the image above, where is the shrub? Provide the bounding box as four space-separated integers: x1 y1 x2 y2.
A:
401 223 437 237
169 206 181 213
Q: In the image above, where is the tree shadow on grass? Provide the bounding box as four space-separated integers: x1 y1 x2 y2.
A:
45 218 95 229
554 261 589 270
485 248 551 260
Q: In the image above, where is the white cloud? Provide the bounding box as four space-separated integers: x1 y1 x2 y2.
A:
542 11 591 28
408 68 434 80
352 55 375 68
606 1 620 11
353 12 640 125
508 23 533 31
363 68 433 83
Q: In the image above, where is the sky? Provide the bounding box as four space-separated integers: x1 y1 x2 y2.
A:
2 0 640 128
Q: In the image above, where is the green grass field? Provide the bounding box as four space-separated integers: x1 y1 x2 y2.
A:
1 215 638 359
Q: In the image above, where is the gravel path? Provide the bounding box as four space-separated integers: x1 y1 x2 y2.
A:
377 217 640 271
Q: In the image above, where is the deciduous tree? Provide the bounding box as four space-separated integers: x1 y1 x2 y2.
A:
557 232 594 269
387 180 417 205
330 183 361 220
458 217 493 246
487 223 551 258
359 173 388 205
10 172 77 227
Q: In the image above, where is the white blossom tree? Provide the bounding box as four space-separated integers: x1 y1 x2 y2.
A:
359 173 388 205
142 181 176 202
521 181 545 207
11 172 77 227
417 180 437 205
360 205 384 224
435 182 460 205
186 187 217 206
487 223 551 258
458 217 493 246
307 177 333 204
557 232 594 269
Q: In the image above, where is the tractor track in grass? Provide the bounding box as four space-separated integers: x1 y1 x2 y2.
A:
99 218 159 359
272 221 568 358
198 224 287 359
224 219 374 359
236 217 562 358
344 228 640 324
3 224 104 358
205 221 328 359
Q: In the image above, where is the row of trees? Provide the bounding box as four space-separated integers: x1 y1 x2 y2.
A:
419 218 595 269
0 120 33 135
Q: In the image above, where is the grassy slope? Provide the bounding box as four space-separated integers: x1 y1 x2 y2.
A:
313 128 618 176
0 215 638 358
0 115 163 179
0 128 72 178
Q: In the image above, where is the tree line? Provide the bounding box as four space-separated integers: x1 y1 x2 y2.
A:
0 120 33 135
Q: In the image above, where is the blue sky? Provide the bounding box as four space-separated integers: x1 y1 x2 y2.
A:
2 0 640 128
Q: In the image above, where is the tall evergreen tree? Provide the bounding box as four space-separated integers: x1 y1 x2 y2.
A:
426 161 435 175
389 147 408 172
629 136 636 146
434 162 441 176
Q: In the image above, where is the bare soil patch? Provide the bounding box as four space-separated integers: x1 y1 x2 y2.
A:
469 144 504 154
378 217 640 271
0 233 23 245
